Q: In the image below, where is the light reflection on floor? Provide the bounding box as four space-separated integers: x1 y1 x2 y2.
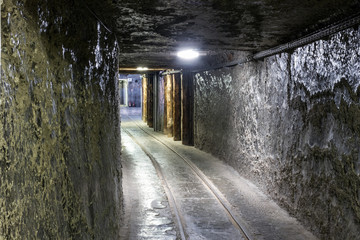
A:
120 107 177 239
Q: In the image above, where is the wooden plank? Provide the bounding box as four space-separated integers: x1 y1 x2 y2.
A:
173 73 181 141
142 76 147 122
166 75 173 137
153 73 158 131
163 75 168 134
158 74 165 132
147 75 154 128
181 71 194 145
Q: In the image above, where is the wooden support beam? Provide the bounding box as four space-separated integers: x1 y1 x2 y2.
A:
142 76 147 122
153 73 158 131
157 74 165 132
146 75 154 128
165 75 173 137
181 71 194 146
172 73 181 141
163 76 168 134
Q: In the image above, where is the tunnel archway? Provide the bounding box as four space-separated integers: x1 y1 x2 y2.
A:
2 0 360 239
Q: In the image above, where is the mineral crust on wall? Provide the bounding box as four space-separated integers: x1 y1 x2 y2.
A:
0 1 122 239
194 27 360 239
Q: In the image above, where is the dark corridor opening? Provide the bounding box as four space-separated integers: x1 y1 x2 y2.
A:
119 74 142 107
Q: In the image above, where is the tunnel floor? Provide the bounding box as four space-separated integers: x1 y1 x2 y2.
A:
120 107 317 240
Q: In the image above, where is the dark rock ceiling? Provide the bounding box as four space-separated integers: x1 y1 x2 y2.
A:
91 0 360 69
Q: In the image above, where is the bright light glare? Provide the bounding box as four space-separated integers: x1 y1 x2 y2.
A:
136 67 149 71
177 49 199 60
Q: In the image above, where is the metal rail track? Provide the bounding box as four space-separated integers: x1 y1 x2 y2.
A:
122 127 187 240
123 115 254 240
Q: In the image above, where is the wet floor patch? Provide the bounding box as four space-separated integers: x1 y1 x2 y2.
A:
151 200 167 209
121 113 247 240
120 128 178 239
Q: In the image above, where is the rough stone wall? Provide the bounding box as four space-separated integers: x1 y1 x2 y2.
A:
194 27 360 239
1 0 121 239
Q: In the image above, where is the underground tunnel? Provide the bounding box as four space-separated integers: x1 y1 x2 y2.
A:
1 0 360 239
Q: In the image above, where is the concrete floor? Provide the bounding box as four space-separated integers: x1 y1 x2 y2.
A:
120 107 317 240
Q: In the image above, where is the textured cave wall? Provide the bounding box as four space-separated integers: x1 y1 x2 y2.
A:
1 0 121 239
194 27 360 239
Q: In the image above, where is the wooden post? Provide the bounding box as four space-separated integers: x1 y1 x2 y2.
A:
142 76 147 122
146 74 153 128
172 73 181 141
165 75 173 137
159 75 165 132
153 73 158 131
156 73 164 132
163 75 168 134
181 71 194 145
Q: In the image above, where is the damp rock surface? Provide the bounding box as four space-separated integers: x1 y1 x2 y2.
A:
194 27 360 239
1 0 121 239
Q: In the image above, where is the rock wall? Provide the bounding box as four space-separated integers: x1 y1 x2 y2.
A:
1 0 121 239
194 27 360 239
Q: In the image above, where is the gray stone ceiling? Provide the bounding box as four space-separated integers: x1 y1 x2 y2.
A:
95 0 360 69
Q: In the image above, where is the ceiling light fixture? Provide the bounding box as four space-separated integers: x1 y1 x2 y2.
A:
177 49 199 60
136 67 149 71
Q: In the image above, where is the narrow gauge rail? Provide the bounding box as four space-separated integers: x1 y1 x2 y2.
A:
122 115 254 240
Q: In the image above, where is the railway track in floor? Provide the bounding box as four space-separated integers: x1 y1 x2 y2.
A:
122 115 254 240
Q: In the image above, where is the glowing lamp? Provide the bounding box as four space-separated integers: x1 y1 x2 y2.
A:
136 67 149 71
177 49 199 60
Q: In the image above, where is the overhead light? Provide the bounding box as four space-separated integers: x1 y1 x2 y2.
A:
177 49 199 60
136 67 149 71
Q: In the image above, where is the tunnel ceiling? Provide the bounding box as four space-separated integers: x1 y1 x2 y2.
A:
95 0 360 69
